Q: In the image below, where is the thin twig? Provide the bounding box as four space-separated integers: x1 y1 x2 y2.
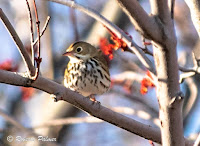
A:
0 8 35 77
177 38 200 82
185 0 200 37
178 65 199 82
179 66 197 73
31 0 42 80
179 61 199 83
179 72 196 83
140 47 153 56
140 39 197 78
70 0 79 41
47 0 156 74
33 0 40 57
25 0 35 66
116 0 162 42
141 36 153 56
33 16 51 45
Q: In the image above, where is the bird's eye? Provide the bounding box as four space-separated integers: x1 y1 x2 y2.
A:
76 47 82 53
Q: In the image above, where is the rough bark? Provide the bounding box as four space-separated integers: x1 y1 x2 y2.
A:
116 0 184 145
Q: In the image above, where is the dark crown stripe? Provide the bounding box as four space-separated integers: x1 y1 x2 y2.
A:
71 41 86 48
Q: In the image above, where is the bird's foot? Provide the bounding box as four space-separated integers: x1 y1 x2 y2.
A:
89 95 100 104
50 93 63 102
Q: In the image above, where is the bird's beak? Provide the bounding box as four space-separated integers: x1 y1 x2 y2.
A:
63 44 74 56
63 51 72 56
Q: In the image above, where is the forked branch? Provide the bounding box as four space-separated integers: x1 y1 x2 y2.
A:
0 8 35 77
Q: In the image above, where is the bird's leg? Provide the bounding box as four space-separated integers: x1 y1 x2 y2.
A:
50 93 63 102
89 95 100 104
89 95 96 102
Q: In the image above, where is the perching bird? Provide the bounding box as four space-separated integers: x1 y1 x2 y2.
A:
63 41 111 101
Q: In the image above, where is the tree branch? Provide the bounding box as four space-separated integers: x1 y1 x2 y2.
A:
47 0 156 74
0 70 194 145
116 0 162 42
25 0 35 65
114 0 185 145
185 0 200 37
0 8 35 77
0 69 161 143
150 0 171 24
70 0 79 41
33 16 51 45
31 0 41 80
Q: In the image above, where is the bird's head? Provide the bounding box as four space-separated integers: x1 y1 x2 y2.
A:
63 41 97 62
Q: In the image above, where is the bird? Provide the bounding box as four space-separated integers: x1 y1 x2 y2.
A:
63 41 111 101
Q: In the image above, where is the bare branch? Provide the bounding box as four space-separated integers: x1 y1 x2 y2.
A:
179 52 200 82
144 0 185 145
33 16 51 45
179 72 196 83
47 0 156 74
141 37 154 56
0 70 194 145
185 0 200 37
31 0 42 80
70 1 79 41
135 52 198 76
153 40 183 145
179 66 197 73
142 0 185 145
0 8 35 76
116 0 162 42
25 0 35 65
0 69 161 143
150 0 171 24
